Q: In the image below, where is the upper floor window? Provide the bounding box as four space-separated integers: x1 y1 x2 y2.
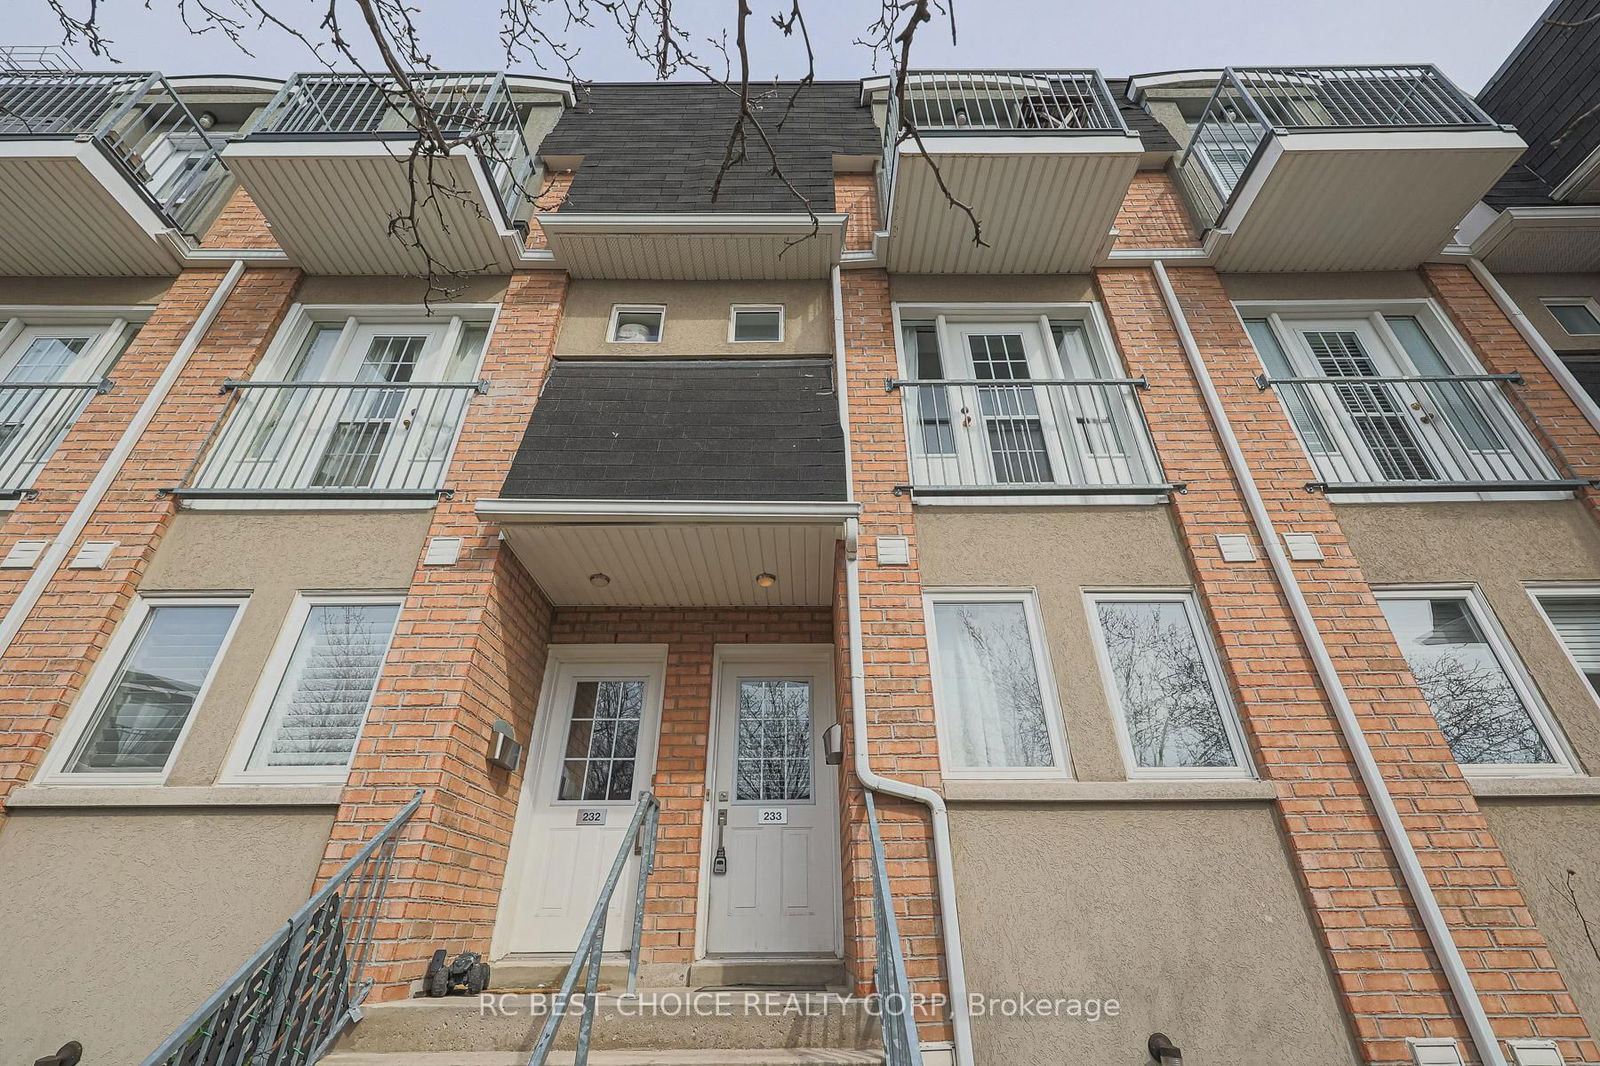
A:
609 305 665 343
893 310 1173 500
1376 589 1572 775
1546 300 1600 337
1245 306 1573 494
1532 588 1600 700
730 305 784 343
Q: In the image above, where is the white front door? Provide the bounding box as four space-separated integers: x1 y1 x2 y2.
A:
704 647 840 957
498 647 666 955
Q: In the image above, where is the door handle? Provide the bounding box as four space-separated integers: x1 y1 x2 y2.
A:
712 808 728 876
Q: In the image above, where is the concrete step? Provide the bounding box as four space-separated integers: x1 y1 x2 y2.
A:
487 957 846 993
325 1052 882 1066
340 993 880 1055
687 959 846 990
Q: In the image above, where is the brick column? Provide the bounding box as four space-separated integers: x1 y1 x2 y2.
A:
837 267 952 1045
1096 263 1599 1064
0 267 302 810
322 270 567 999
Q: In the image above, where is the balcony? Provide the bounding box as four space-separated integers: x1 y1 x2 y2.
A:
890 378 1181 499
170 380 487 501
0 380 112 497
875 70 1144 273
1174 66 1525 271
1260 372 1588 494
223 73 537 274
0 71 231 274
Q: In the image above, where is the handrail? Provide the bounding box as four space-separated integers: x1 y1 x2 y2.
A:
865 793 925 1066
528 791 662 1066
140 789 424 1066
0 379 113 497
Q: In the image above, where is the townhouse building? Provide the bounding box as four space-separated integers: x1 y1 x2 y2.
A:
2 4 1600 1066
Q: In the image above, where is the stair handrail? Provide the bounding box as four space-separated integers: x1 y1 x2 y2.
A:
527 790 662 1066
139 789 425 1066
866 792 925 1066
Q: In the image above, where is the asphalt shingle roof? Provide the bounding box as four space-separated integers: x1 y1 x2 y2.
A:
500 359 847 502
1106 79 1179 152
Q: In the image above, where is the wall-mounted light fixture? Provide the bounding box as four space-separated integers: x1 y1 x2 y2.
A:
197 110 218 129
755 572 778 588
489 719 522 772
1148 1034 1182 1065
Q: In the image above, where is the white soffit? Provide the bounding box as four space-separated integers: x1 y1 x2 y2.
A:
886 136 1142 274
0 143 181 275
1213 130 1527 272
223 141 520 274
1476 208 1600 273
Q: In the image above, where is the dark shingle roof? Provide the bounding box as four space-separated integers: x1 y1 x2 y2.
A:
540 82 881 214
501 359 846 502
1106 79 1179 153
1484 162 1559 209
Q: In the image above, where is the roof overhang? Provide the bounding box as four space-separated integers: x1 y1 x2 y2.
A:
535 213 848 280
1470 205 1600 273
1124 70 1226 103
480 498 858 608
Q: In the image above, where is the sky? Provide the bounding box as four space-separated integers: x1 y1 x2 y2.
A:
10 0 1553 93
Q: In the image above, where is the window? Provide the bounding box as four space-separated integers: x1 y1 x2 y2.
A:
47 598 243 780
926 591 1066 777
0 316 133 491
1532 588 1600 700
1547 300 1600 337
734 679 812 801
226 596 402 782
609 305 665 344
559 679 646 800
1377 590 1571 774
1087 592 1251 778
730 305 784 343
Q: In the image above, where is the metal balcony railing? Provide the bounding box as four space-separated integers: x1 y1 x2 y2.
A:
247 72 537 226
0 380 111 497
888 378 1183 497
866 792 925 1066
1259 372 1591 494
1177 65 1499 227
172 380 488 501
0 71 230 232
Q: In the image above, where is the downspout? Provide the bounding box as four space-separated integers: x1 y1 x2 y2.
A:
0 259 247 658
1466 257 1600 439
1150 260 1509 1066
831 264 975 1066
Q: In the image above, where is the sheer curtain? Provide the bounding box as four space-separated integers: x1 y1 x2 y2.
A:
932 601 1055 770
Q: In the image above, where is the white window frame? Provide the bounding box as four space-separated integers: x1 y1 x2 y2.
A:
923 587 1071 782
607 304 666 344
219 592 404 786
1083 589 1255 782
1543 298 1600 337
890 301 1162 508
37 594 249 786
1527 584 1600 720
251 303 499 382
728 304 785 343
1376 585 1577 778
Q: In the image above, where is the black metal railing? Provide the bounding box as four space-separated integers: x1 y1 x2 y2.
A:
1177 65 1499 227
0 71 230 232
1259 372 1590 493
172 380 488 500
140 791 422 1066
888 378 1182 497
0 380 111 497
246 72 536 226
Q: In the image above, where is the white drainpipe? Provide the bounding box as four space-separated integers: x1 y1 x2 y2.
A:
1151 260 1508 1066
831 265 976 1066
0 259 247 659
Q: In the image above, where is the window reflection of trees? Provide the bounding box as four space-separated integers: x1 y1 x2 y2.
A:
736 680 812 801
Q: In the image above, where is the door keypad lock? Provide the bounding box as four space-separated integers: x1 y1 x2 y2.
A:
711 807 728 876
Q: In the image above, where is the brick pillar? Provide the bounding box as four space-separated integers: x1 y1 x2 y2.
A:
0 267 302 810
1096 264 1600 1064
837 267 952 1045
323 270 567 999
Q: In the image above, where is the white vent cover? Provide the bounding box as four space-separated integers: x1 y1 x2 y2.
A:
423 536 463 567
876 536 911 567
68 541 117 569
1283 532 1325 561
1409 1038 1466 1066
1215 533 1256 563
1509 1040 1564 1066
1 539 48 569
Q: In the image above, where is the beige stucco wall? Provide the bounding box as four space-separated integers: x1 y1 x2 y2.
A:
915 507 1194 782
140 509 431 786
0 806 333 1066
1493 272 1600 354
951 802 1359 1064
889 273 1097 307
1338 499 1600 772
0 277 173 306
554 279 831 358
293 274 511 307
1220 270 1433 304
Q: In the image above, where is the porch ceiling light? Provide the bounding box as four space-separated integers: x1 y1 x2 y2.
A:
588 572 611 588
755 572 778 588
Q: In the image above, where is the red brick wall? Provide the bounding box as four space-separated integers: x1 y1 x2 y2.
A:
549 606 834 963
524 170 574 251
1112 171 1201 251
1097 264 1600 1064
836 175 881 253
200 188 283 251
0 267 302 810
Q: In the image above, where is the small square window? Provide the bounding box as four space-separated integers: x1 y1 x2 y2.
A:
731 306 783 343
1547 301 1600 336
610 306 664 343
